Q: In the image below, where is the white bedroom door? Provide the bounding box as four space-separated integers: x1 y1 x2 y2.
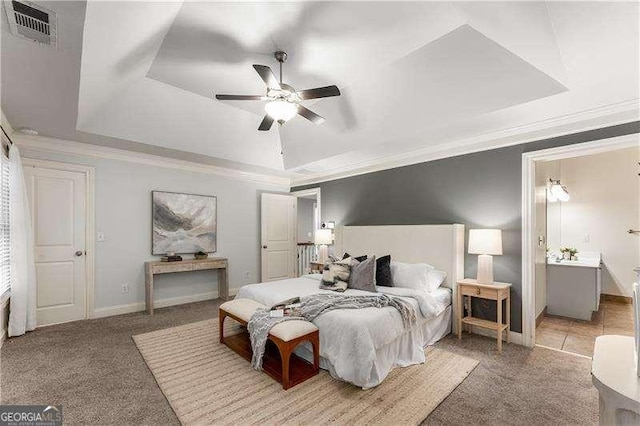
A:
261 193 296 282
23 164 87 326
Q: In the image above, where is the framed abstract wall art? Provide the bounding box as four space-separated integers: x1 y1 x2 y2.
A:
152 191 217 255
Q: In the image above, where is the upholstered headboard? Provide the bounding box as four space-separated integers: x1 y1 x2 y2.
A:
335 224 465 332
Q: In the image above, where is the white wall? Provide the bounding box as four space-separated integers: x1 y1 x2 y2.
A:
554 147 639 297
545 161 562 252
19 146 288 315
535 159 560 317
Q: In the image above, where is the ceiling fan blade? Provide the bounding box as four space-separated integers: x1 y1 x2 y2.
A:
253 65 281 90
296 105 325 125
215 94 266 101
297 85 341 100
258 114 275 131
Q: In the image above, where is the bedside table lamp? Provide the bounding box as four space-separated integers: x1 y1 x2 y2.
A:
468 229 503 284
315 228 333 263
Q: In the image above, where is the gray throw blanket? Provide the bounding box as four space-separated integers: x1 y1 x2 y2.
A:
247 294 416 370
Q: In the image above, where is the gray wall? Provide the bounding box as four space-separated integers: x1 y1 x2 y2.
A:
293 122 640 332
297 198 315 243
21 147 287 313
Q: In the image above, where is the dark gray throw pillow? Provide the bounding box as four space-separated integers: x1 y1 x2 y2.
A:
348 256 377 292
376 255 394 287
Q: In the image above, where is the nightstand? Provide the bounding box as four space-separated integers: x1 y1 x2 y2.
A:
309 262 324 274
457 278 512 352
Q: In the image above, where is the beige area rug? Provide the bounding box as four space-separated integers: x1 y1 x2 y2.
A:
133 319 479 425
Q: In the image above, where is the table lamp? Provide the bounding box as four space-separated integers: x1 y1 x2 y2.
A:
468 229 503 284
315 228 333 263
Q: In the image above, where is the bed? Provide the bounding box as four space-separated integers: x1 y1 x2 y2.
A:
236 224 464 388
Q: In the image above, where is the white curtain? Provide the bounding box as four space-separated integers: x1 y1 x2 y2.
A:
8 144 36 337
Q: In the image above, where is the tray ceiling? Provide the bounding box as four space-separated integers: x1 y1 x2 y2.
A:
2 1 638 179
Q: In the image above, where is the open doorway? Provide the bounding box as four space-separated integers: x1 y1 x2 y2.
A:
522 134 639 356
291 188 321 276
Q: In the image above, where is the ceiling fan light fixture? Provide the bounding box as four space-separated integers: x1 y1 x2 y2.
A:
265 100 297 122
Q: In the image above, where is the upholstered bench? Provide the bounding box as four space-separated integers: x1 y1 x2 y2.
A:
219 298 319 389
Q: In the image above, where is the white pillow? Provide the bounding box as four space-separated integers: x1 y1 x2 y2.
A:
390 262 434 290
426 269 447 292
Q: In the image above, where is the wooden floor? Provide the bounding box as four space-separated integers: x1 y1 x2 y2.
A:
536 300 634 357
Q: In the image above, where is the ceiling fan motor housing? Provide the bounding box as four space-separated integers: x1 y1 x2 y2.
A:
274 51 288 63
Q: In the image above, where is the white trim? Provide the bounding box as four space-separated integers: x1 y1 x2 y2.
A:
9 101 639 190
466 326 524 346
21 158 97 321
291 99 639 186
1 109 14 136
92 288 241 319
14 134 290 187
521 133 639 348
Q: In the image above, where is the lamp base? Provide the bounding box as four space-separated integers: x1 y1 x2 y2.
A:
318 245 328 264
476 254 494 284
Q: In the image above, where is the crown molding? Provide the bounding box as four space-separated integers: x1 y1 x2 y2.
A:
14 134 291 187
0 110 14 135
291 99 639 187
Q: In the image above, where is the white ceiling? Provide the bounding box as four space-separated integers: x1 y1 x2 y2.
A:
2 1 638 182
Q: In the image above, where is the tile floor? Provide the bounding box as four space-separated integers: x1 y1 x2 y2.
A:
536 300 635 357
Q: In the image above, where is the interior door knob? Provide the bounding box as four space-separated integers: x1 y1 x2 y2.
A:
262 245 268 249
75 250 83 257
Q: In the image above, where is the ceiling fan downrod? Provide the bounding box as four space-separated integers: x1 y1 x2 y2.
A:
274 51 287 84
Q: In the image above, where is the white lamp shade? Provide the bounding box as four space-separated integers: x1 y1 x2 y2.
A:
314 229 333 245
468 229 503 255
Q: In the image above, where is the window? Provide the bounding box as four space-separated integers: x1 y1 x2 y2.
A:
0 152 9 296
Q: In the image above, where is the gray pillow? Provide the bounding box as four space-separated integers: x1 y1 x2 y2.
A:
348 256 377 292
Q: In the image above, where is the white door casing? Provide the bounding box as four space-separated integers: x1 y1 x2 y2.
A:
23 159 94 326
534 162 548 323
261 193 297 282
522 133 639 348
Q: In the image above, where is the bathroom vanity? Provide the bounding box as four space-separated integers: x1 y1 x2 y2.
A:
547 252 602 321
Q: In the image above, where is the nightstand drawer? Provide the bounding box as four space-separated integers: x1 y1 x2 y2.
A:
460 285 498 300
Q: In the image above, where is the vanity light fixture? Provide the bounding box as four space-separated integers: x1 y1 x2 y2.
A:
548 179 570 202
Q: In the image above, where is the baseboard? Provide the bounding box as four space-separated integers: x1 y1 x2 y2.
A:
536 307 547 327
466 324 524 346
93 288 240 319
600 293 632 304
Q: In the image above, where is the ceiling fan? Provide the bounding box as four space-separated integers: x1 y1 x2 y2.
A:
215 51 341 131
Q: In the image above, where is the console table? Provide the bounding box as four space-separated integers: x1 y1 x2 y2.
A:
144 258 229 315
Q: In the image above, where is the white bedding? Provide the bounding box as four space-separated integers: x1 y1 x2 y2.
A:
235 274 452 388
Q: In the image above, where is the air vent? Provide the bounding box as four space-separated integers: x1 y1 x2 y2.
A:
4 1 57 47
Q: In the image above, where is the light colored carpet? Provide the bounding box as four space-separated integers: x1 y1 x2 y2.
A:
133 319 479 425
